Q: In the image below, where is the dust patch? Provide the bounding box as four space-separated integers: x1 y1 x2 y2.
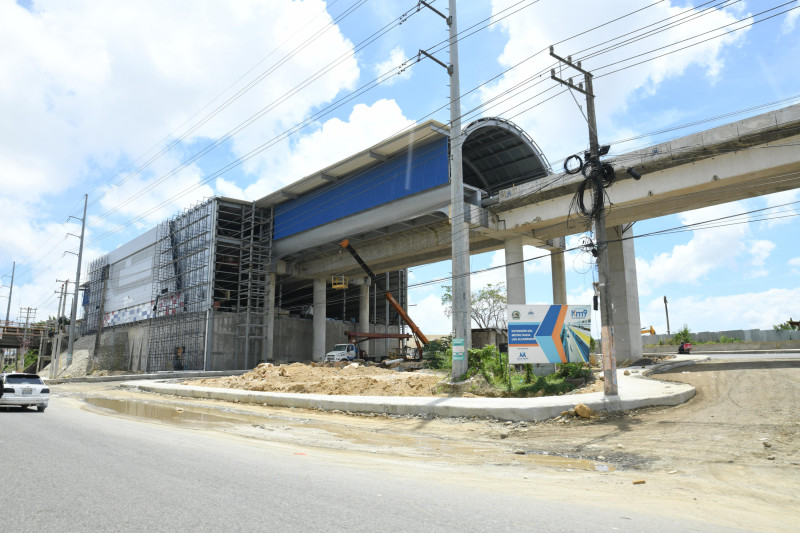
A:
188 362 450 397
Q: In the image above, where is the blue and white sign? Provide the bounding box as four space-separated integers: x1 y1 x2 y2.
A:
507 305 592 364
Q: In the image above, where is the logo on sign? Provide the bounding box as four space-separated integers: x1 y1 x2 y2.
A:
571 309 588 319
511 310 521 320
518 352 527 359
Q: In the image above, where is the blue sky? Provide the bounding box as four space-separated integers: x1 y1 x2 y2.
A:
1 0 798 337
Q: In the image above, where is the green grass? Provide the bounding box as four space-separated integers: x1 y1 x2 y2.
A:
425 343 593 397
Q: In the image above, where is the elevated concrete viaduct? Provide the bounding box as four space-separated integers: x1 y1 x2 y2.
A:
264 103 800 363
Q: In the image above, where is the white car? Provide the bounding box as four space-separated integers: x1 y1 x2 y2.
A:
0 373 49 412
324 343 359 362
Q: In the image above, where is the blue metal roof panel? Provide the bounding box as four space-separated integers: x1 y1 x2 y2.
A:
274 137 448 240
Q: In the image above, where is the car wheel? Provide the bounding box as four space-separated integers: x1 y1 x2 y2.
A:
37 405 46 412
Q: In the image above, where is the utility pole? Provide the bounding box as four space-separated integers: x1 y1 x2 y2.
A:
664 296 671 335
4 261 14 326
51 281 68 379
66 194 88 368
419 0 470 379
19 307 35 372
550 48 618 395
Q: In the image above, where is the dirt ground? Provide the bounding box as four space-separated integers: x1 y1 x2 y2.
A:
55 356 800 531
189 362 452 396
187 361 605 397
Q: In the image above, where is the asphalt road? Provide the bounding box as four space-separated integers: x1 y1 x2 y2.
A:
0 397 745 533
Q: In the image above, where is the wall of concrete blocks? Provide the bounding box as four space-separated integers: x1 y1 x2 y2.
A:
643 328 800 346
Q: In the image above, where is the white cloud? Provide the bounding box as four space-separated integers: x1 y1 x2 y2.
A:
373 46 413 86
408 292 451 336
747 239 775 278
636 203 750 295
762 189 800 227
0 1 359 203
781 2 800 34
0 0 359 318
481 1 749 159
789 256 800 274
96 155 214 227
243 99 416 199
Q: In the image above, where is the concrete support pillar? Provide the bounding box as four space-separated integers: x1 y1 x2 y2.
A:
504 237 526 305
312 278 326 361
607 224 643 363
359 281 370 335
550 252 567 305
265 272 276 362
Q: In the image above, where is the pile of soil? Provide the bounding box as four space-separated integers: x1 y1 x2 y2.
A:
190 362 449 397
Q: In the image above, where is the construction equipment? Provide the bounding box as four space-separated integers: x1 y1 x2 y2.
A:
641 326 656 335
339 239 429 359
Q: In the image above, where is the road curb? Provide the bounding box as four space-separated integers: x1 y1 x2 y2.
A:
120 367 697 422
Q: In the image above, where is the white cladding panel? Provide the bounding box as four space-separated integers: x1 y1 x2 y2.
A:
104 227 157 313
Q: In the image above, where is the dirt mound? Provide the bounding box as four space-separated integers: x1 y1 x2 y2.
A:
189 362 449 397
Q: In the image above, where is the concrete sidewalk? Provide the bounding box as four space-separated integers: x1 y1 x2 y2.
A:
119 355 704 422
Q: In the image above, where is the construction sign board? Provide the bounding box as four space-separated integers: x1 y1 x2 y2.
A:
507 305 592 364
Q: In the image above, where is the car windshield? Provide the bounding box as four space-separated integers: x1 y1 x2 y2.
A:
5 375 44 385
332 344 350 351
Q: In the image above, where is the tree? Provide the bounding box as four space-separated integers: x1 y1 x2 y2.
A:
441 282 507 329
774 318 800 331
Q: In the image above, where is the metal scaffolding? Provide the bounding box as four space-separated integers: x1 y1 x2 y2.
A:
146 200 213 372
213 200 272 369
82 254 110 336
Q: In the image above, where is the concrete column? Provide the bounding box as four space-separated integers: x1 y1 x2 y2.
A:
265 272 276 362
359 280 370 335
312 278 326 361
504 237 525 305
607 224 643 363
550 252 567 304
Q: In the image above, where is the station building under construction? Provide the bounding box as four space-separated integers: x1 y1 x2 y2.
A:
79 117 552 372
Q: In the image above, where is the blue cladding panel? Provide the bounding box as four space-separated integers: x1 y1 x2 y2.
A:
274 137 448 240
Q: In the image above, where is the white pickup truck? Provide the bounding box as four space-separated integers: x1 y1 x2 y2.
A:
324 343 359 362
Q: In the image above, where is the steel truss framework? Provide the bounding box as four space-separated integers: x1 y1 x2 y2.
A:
146 199 273 372
147 200 213 372
82 255 110 336
213 200 273 369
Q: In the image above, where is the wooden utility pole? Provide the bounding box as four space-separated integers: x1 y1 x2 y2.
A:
550 48 618 395
664 296 671 335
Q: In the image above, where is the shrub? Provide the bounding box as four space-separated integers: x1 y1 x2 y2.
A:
466 344 507 383
554 362 592 380
423 336 452 370
671 324 692 345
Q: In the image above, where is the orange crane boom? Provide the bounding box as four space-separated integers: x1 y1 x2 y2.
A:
340 239 428 354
